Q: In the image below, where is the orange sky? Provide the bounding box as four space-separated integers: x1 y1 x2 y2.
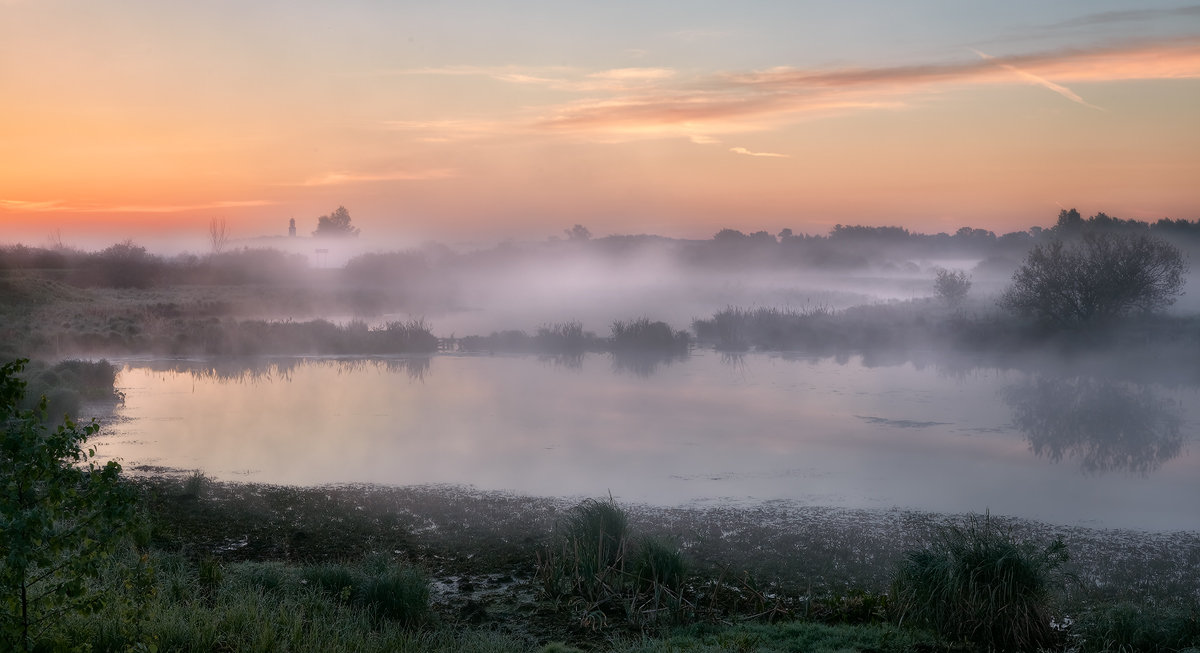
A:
2 2 1199 250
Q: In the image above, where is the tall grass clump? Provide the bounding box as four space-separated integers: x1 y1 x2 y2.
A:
891 514 1070 651
538 498 690 628
545 498 630 600
1072 601 1200 652
692 306 836 351
534 321 591 355
610 318 690 353
302 560 429 626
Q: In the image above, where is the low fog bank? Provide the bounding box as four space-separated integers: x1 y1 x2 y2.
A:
3 209 1199 369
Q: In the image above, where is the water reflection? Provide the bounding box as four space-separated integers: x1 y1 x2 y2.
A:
610 350 689 377
1003 376 1184 475
105 351 1200 530
135 357 432 383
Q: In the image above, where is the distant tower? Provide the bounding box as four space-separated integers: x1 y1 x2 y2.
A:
288 218 296 237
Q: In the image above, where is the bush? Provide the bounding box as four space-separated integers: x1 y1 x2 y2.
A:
932 268 971 306
1 359 137 652
999 233 1187 329
891 514 1070 651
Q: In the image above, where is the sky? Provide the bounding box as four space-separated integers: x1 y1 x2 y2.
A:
2 0 1199 250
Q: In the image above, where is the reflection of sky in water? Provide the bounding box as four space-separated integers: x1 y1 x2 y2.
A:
100 352 1200 531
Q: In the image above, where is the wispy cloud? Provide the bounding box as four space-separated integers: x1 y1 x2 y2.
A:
385 39 1200 144
370 64 676 93
0 199 275 213
289 169 458 187
537 40 1199 139
1048 5 1200 30
971 48 1105 110
730 147 789 158
0 199 67 212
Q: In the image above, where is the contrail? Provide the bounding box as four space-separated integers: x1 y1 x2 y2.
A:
972 48 1107 111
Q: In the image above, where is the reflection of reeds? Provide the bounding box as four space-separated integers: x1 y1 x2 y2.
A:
125 317 442 357
138 356 433 384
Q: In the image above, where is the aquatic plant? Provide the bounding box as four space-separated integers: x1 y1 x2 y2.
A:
610 318 690 353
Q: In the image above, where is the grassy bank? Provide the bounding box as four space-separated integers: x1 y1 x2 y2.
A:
28 472 1187 652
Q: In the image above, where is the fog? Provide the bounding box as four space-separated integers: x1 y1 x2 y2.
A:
5 213 1200 531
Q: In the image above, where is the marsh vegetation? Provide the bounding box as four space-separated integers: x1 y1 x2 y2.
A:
3 209 1200 650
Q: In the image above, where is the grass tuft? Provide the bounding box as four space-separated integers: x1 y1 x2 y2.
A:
890 513 1070 651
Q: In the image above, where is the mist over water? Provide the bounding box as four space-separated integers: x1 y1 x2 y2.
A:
99 352 1199 532
11 216 1200 535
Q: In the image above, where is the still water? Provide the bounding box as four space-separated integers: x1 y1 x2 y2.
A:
100 352 1199 532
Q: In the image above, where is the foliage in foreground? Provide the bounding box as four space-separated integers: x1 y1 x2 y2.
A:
0 359 138 652
891 514 1070 651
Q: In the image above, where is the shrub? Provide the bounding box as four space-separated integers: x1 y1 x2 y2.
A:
999 233 1187 329
933 268 971 306
1 359 137 652
891 514 1069 651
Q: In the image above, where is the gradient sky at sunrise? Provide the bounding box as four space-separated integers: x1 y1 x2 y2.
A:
3 1 1199 249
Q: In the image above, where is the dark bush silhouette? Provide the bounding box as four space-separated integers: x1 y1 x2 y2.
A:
313 206 359 238
932 268 971 306
999 233 1187 329
78 240 164 288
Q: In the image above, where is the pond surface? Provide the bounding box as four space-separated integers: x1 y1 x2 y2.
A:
100 351 1200 531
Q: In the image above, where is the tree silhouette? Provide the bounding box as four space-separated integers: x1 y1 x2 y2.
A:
999 232 1186 328
209 217 229 254
313 206 360 238
933 268 971 306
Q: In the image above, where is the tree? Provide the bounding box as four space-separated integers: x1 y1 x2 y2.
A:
933 268 971 306
313 206 360 238
564 224 591 241
1 360 136 652
999 233 1187 328
209 217 230 254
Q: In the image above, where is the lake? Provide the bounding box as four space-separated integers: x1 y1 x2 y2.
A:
99 350 1200 532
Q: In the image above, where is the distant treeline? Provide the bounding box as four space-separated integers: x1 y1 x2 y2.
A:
3 210 1198 290
0 241 309 288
